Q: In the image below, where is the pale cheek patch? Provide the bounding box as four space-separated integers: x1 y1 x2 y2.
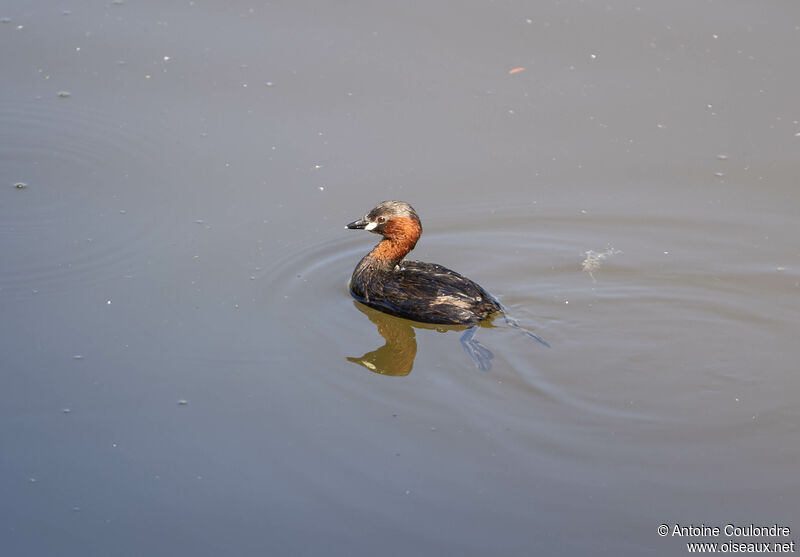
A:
364 221 378 231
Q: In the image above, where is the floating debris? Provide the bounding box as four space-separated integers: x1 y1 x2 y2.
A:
72 354 84 360
508 67 525 74
62 408 72 414
582 246 622 282
57 91 71 98
13 182 27 189
717 154 729 160
177 399 189 406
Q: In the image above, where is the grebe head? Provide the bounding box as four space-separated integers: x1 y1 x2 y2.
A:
345 200 422 238
346 201 423 262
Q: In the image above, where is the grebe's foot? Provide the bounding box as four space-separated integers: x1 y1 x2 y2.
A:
460 327 494 371
504 316 551 348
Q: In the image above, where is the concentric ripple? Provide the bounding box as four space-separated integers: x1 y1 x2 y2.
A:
257 201 799 438
0 99 173 299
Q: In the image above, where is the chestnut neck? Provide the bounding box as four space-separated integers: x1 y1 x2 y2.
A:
366 217 422 268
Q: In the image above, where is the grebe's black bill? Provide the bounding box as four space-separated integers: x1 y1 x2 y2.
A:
345 218 377 231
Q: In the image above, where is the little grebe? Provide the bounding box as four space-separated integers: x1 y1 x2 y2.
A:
345 201 502 325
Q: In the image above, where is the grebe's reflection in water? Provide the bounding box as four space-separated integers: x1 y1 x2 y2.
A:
346 302 497 375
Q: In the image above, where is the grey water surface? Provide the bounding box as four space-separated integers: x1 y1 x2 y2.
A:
1 1 799 556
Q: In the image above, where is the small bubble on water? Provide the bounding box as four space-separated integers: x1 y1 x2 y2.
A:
177 399 189 406
118 209 127 214
14 182 27 189
62 408 72 414
72 506 81 512
713 171 725 177
57 91 71 98
73 354 84 360
28 477 37 483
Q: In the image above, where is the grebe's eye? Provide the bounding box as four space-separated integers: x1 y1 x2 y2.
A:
377 216 386 224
